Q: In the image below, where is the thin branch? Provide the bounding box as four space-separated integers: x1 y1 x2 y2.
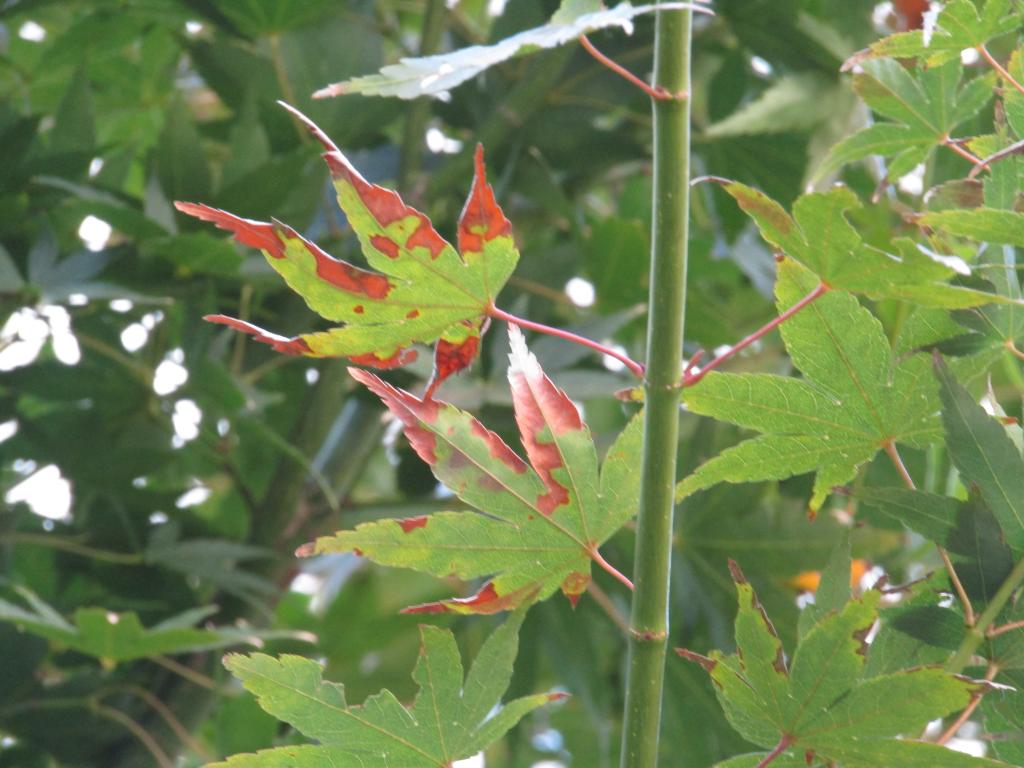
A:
883 440 976 626
107 686 212 759
948 558 1024 672
588 580 631 634
936 663 999 746
979 45 1024 97
151 655 219 691
488 305 645 378
90 701 174 768
683 282 829 386
579 34 681 101
269 34 308 143
0 532 142 565
1005 340 1024 362
589 546 635 591
942 137 984 166
756 735 793 768
968 137 1024 179
988 618 1024 639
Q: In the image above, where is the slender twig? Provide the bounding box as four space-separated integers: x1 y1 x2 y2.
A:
579 34 681 101
948 557 1024 672
988 619 1024 638
488 305 645 378
268 34 307 143
90 701 174 768
106 686 212 759
979 45 1024 96
620 5 692 767
756 735 793 768
588 581 631 635
683 282 829 386
942 138 984 166
397 0 447 189
589 546 635 590
508 274 577 306
1005 340 1024 362
936 663 999 746
883 440 976 626
0 532 142 565
968 137 1024 179
151 655 219 691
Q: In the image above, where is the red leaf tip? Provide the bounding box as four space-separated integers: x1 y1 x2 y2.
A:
547 691 571 703
276 101 339 153
294 542 317 557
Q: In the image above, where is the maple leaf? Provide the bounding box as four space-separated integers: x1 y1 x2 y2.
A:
313 1 711 100
211 609 563 767
849 0 1021 68
678 562 1012 768
676 260 942 513
302 325 642 614
718 180 1014 308
176 102 518 398
818 58 993 180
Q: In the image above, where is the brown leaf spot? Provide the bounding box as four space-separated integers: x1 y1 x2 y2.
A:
398 516 429 533
407 216 447 259
292 233 390 299
352 547 363 557
424 332 481 400
470 420 529 474
204 315 311 356
676 648 717 672
560 571 590 605
547 691 570 703
347 348 418 369
727 183 793 236
852 623 873 657
176 203 285 257
370 234 400 259
294 542 316 557
406 309 420 319
537 484 570 516
727 559 748 584
401 582 507 615
353 305 364 314
458 144 512 256
805 749 815 766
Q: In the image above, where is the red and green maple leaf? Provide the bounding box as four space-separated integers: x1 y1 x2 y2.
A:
300 326 642 614
175 102 517 397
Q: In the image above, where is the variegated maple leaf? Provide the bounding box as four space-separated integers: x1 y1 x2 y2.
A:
176 102 517 397
301 326 642 614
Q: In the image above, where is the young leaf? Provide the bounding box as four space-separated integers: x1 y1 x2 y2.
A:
303 326 642 614
313 2 711 99
919 209 1024 247
177 103 518 397
211 609 562 767
0 587 303 664
677 260 942 512
718 181 1010 307
851 0 1020 67
678 562 1012 768
935 355 1024 553
818 58 993 179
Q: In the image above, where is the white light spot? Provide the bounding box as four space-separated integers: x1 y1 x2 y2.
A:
68 293 88 306
0 308 48 371
217 418 230 436
149 511 168 524
897 163 926 196
564 276 596 308
871 2 894 31
171 399 202 443
531 728 564 752
305 368 320 385
153 353 188 396
78 215 112 252
185 20 204 35
13 458 37 475
961 47 980 65
453 754 485 768
109 299 134 313
88 157 104 178
530 762 566 768
1 736 16 748
106 612 120 624
487 0 508 15
0 420 17 444
18 20 46 42
5 464 73 521
121 323 148 352
132 476 148 488
750 56 773 77
169 347 185 364
140 310 163 330
425 126 463 154
601 342 628 372
290 572 323 595
41 305 79 365
175 485 211 508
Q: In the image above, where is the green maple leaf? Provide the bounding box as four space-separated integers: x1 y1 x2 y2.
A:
678 562 1012 768
313 1 711 99
304 326 642 614
818 58 993 180
177 102 518 397
676 260 942 513
718 180 1011 307
852 0 1020 67
919 208 1024 247
0 587 303 666
212 609 562 767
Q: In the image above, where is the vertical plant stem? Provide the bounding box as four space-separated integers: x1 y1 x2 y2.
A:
397 0 447 190
620 5 691 768
947 557 1024 673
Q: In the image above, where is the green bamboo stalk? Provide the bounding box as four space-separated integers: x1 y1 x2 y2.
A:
620 6 691 768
